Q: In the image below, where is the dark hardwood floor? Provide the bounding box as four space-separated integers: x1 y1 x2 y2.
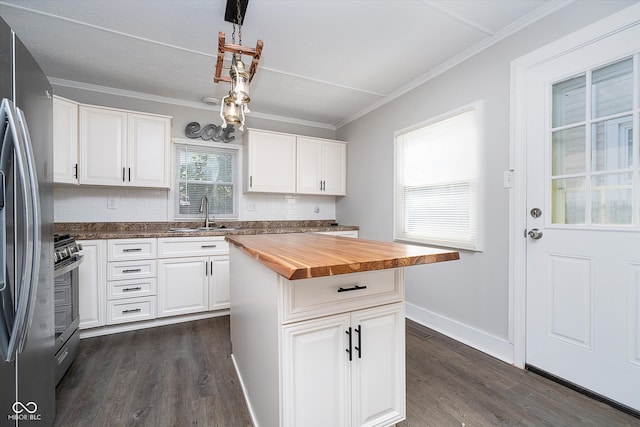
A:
55 316 640 427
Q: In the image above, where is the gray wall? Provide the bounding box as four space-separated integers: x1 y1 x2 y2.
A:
335 0 637 360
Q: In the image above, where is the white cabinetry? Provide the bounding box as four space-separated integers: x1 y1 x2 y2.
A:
297 137 346 196
53 96 79 184
106 238 157 324
283 303 405 427
78 240 106 329
244 128 347 195
244 128 297 193
230 247 405 427
79 106 171 188
157 237 230 317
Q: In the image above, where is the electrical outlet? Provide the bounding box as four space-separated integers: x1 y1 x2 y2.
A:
107 197 118 209
314 206 320 214
247 202 256 211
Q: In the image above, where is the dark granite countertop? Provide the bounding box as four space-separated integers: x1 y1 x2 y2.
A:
54 220 359 240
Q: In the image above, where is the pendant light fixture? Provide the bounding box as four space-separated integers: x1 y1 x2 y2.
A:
214 0 263 131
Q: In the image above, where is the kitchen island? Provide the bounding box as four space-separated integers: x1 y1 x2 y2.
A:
226 233 459 427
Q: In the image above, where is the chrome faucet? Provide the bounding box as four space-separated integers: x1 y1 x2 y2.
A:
199 195 214 228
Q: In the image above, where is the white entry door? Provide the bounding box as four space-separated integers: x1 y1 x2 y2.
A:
525 22 640 411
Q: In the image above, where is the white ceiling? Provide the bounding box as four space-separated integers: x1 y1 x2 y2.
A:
0 0 565 129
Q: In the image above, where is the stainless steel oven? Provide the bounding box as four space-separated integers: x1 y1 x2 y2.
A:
53 234 83 384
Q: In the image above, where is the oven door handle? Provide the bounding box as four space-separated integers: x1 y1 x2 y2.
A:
54 255 84 277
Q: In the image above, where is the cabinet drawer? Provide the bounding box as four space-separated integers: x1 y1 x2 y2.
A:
107 260 157 281
281 268 403 324
108 238 157 261
157 237 229 258
107 297 156 324
107 277 157 300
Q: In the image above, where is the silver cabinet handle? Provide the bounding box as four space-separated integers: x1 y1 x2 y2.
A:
123 248 142 252
122 308 142 314
122 268 142 273
122 286 142 292
201 244 217 248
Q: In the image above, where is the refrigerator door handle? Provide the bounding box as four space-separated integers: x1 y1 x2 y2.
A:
15 106 41 354
0 98 34 362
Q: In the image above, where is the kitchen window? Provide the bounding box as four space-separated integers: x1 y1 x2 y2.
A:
394 101 483 251
173 142 239 220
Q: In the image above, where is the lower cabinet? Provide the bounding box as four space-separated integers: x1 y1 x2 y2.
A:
157 257 208 317
78 240 107 329
282 303 405 427
157 255 230 317
230 244 406 427
106 238 157 325
78 236 230 332
157 236 230 317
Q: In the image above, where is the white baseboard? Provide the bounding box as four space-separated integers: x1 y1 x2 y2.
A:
405 302 514 364
79 309 229 339
231 354 261 427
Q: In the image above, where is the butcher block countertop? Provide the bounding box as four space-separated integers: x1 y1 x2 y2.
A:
225 233 460 280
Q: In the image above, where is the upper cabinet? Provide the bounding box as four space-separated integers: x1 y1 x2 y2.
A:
296 137 346 196
53 96 79 184
127 113 172 188
244 129 297 193
79 106 171 188
53 99 172 188
244 128 346 196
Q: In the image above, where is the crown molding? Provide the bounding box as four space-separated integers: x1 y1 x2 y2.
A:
49 77 336 130
336 0 575 129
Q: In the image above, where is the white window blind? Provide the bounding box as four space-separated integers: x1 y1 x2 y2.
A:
394 103 482 251
174 143 238 219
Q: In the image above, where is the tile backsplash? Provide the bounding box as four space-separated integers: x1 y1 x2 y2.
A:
54 186 337 222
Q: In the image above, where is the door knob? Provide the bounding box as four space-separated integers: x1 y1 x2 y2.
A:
528 229 543 239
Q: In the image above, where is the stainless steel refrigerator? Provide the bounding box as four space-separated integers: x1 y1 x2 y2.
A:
0 15 55 427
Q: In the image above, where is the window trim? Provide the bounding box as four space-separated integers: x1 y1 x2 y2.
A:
170 138 242 221
393 101 484 252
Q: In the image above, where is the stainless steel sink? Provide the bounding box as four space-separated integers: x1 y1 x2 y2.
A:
168 227 236 232
198 227 236 231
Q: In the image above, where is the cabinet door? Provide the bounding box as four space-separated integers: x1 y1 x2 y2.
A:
282 314 351 427
296 137 346 196
78 240 106 329
209 256 230 310
322 140 346 196
157 257 208 317
246 129 296 193
79 106 127 186
296 137 323 195
351 303 405 427
53 96 78 184
128 113 171 188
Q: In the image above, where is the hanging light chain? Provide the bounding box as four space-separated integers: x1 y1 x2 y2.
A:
236 0 243 46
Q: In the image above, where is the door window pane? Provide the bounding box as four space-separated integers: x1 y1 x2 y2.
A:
591 116 633 172
552 126 586 175
591 173 632 225
552 178 586 224
553 76 585 128
592 58 633 119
